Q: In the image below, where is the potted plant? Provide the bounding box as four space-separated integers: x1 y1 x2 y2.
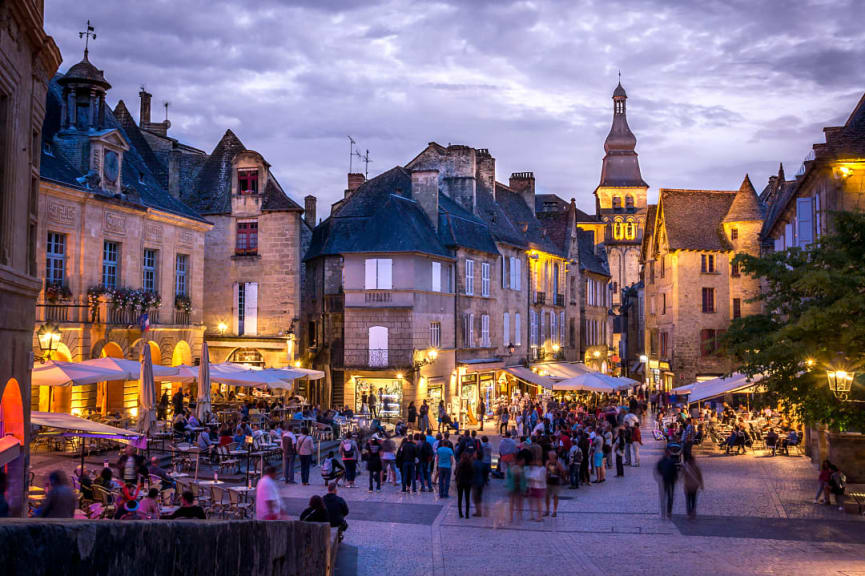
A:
174 294 191 313
44 283 72 303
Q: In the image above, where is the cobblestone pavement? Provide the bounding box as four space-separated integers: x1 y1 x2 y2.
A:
275 428 865 576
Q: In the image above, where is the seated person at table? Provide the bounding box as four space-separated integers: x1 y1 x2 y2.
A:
165 491 206 519
218 424 234 446
293 410 305 421
196 429 215 458
765 429 779 455
94 466 119 491
233 426 246 444
440 413 459 432
300 495 329 523
172 412 189 436
342 405 354 418
137 487 161 519
74 466 93 501
321 451 346 484
187 412 201 429
781 429 799 455
251 424 266 440
35 471 77 519
724 428 738 454
148 457 175 489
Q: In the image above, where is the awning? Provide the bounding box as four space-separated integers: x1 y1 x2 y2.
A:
672 382 696 395
79 357 181 381
504 367 554 390
32 361 128 387
531 362 593 381
31 411 144 441
0 436 21 467
553 371 621 393
687 373 765 404
292 367 325 381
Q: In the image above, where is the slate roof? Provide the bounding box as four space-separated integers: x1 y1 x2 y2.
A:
437 193 500 255
113 100 170 190
658 189 737 252
41 75 207 223
535 194 568 213
723 175 764 223
641 204 658 258
578 230 610 277
535 210 570 255
494 183 561 255
304 166 453 261
475 186 526 248
180 129 302 215
761 178 799 239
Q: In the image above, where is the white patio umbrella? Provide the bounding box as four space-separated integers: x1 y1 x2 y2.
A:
32 360 128 387
553 371 622 393
196 343 212 422
137 343 157 435
79 357 181 381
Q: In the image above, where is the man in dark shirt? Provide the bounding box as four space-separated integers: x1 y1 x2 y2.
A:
171 389 185 416
656 449 678 519
322 482 349 537
166 490 206 519
35 470 76 518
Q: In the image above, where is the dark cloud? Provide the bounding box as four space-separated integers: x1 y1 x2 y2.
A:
46 0 865 214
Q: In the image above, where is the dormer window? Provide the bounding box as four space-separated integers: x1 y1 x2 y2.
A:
238 169 259 195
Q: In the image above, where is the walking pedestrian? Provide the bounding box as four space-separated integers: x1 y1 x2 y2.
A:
364 437 382 492
506 454 527 523
397 436 417 493
296 427 315 486
281 427 297 484
592 432 606 483
407 401 417 432
435 439 455 498
368 390 378 419
568 435 582 489
472 452 486 517
419 400 430 432
623 422 633 466
339 433 359 488
455 452 474 518
614 428 625 478
631 422 642 467
544 450 566 517
829 464 847 511
656 448 678 519
381 436 398 485
815 460 832 504
527 454 546 522
477 399 485 431
682 453 703 519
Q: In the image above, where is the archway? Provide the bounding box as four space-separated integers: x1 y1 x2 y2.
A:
1 379 25 516
99 342 126 415
37 342 73 412
169 341 193 396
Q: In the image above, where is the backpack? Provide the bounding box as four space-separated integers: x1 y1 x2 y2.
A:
830 472 846 494
321 458 333 474
570 447 583 466
342 440 355 459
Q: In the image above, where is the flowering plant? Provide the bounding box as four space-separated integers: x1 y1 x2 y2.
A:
174 294 192 313
45 283 72 303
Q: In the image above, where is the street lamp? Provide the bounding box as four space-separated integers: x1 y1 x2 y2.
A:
826 369 855 401
36 322 61 362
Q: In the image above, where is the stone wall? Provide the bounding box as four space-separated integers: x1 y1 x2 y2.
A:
0 519 334 576
809 428 865 483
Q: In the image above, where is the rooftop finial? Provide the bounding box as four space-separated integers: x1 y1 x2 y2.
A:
79 20 96 60
618 69 621 83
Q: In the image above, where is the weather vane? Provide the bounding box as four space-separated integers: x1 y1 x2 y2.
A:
79 20 96 59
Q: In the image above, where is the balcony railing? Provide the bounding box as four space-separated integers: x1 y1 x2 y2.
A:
534 291 546 305
36 301 189 326
342 348 413 369
174 310 190 325
364 290 392 303
554 294 565 307
36 303 89 323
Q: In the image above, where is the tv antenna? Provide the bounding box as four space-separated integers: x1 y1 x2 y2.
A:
163 101 170 122
348 135 356 173
353 148 372 178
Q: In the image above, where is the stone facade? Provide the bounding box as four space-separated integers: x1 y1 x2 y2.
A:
0 0 61 517
643 179 763 389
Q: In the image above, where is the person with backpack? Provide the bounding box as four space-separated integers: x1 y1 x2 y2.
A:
419 401 430 432
339 433 359 488
296 427 315 486
397 436 418 493
568 434 582 489
320 450 345 485
829 464 847 511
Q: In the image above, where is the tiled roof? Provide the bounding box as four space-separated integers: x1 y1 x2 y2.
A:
723 175 765 223
578 230 610 276
495 183 561 256
761 179 799 239
641 204 658 258
659 189 736 251
41 75 207 223
182 129 301 215
304 166 452 261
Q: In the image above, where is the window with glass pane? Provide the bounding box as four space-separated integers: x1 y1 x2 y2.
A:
238 169 259 195
102 241 120 289
143 249 157 292
236 221 258 255
481 262 490 297
701 287 715 313
175 254 189 296
46 232 65 286
430 322 441 348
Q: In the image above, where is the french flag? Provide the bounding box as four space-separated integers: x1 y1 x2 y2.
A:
139 312 150 332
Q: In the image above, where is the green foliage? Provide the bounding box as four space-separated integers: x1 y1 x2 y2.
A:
725 211 865 430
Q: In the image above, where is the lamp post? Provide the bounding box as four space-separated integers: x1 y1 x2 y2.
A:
36 321 61 362
826 369 861 402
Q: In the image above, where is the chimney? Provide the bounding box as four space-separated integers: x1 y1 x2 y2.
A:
509 172 536 215
304 195 317 227
412 169 439 232
139 88 152 126
347 173 365 195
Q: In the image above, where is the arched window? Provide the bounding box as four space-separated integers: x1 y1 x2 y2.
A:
612 197 622 212
228 347 265 367
625 219 636 240
613 218 624 241
625 195 635 212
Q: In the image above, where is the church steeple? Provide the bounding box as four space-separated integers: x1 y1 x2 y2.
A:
599 79 645 188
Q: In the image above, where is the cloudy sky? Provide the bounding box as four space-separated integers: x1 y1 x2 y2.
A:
46 0 865 216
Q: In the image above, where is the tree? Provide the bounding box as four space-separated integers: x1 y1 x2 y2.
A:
725 211 865 431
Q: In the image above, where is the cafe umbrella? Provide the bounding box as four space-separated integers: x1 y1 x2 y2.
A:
137 343 157 436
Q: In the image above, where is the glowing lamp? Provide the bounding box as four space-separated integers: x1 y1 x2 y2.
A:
217 322 228 335
827 370 854 398
428 348 438 361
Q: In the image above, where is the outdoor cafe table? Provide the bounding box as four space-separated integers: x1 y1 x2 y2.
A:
196 480 225 487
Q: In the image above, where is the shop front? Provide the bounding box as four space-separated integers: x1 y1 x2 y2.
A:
456 359 503 427
353 377 403 422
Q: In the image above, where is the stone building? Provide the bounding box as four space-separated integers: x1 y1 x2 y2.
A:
761 93 865 252
304 143 575 422
577 229 612 372
643 177 764 389
34 49 210 415
0 0 61 517
178 128 310 377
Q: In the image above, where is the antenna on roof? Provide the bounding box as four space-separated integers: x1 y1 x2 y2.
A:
347 135 356 173
79 19 96 59
163 101 170 122
353 148 372 178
